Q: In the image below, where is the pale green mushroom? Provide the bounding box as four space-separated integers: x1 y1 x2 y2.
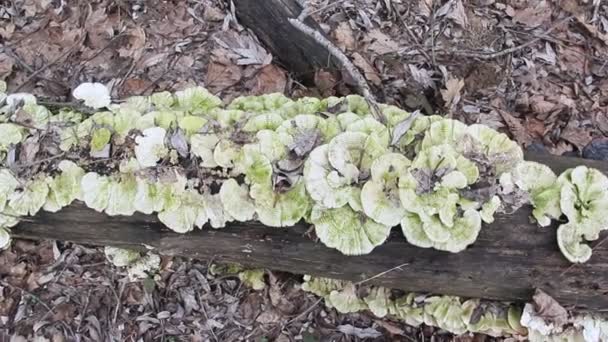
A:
178 115 207 136
134 177 171 214
134 127 169 168
304 144 355 209
81 172 112 212
213 139 241 168
0 169 19 212
238 269 266 290
507 161 560 226
219 179 256 222
44 160 85 212
554 166 608 263
242 113 284 132
104 246 141 267
104 176 138 216
0 226 11 250
361 153 410 226
364 286 392 317
175 86 222 114
310 204 391 255
158 187 208 233
250 180 309 227
423 296 470 335
327 283 367 313
190 133 220 168
8 176 49 216
150 91 175 109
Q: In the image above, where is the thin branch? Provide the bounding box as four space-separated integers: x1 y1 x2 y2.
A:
297 0 348 21
355 262 410 286
14 37 84 92
435 15 574 60
287 18 386 124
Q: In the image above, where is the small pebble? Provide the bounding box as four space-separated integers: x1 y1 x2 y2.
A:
583 138 608 161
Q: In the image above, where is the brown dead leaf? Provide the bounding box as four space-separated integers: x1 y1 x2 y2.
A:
549 140 573 156
441 78 465 108
408 65 434 89
559 0 608 45
418 0 433 17
476 111 505 130
560 120 594 150
249 64 287 95
532 289 568 326
118 27 146 60
366 29 399 55
446 0 468 28
256 309 282 324
214 31 272 66
0 22 15 40
512 1 552 28
352 52 382 86
122 78 152 96
497 109 533 146
314 69 337 96
203 6 225 21
0 53 14 78
524 118 547 138
558 45 587 76
594 112 608 135
85 7 114 49
205 60 242 93
530 95 557 116
333 22 356 51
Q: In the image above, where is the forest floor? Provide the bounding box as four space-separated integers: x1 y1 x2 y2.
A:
0 0 607 341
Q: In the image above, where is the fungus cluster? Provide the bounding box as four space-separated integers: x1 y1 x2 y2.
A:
301 275 526 337
1 82 607 263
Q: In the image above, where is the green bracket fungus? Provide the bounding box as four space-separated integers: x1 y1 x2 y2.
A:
361 153 410 226
555 166 608 263
1 82 607 264
302 275 526 337
104 246 161 281
310 204 391 255
134 127 169 167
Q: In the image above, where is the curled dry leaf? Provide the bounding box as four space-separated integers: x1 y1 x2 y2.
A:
333 21 356 51
441 78 465 109
352 52 382 86
532 289 568 327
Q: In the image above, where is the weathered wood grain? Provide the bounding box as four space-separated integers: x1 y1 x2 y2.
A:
10 153 608 312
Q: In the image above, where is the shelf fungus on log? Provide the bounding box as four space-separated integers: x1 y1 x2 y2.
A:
1 81 608 265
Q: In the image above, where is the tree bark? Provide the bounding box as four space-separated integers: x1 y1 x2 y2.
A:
10 153 608 312
233 0 340 82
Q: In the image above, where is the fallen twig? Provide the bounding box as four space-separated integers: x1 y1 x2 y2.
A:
435 15 574 60
14 37 85 93
354 262 409 286
288 11 386 124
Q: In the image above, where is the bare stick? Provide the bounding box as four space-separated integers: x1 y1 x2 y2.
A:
354 262 409 286
14 38 84 92
287 18 386 124
436 15 573 60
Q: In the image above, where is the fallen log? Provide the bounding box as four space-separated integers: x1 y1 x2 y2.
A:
11 153 608 312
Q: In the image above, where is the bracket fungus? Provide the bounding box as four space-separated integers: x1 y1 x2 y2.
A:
0 81 607 264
